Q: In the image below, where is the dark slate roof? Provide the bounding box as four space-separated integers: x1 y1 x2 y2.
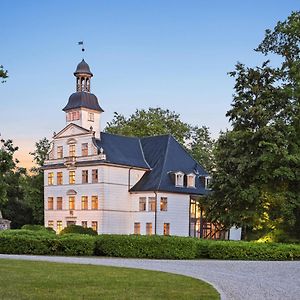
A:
130 135 209 195
63 92 104 112
74 59 93 76
94 132 150 169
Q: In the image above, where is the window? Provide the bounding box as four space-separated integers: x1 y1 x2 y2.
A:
148 197 156 212
82 170 88 183
57 221 63 233
92 169 98 183
146 223 152 235
134 223 141 235
187 174 196 188
81 196 88 210
82 221 87 228
57 197 63 210
57 146 63 159
69 171 75 184
48 220 54 228
88 112 94 122
139 197 146 211
67 110 80 121
205 176 212 190
92 221 98 232
69 144 76 157
92 196 98 210
175 172 184 186
48 197 54 210
82 143 88 156
69 196 75 210
67 221 76 227
164 223 170 235
48 172 54 185
57 172 63 185
160 197 168 211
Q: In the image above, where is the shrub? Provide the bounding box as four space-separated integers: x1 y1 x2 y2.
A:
95 235 198 259
0 231 95 256
207 240 300 260
60 225 98 236
21 225 56 234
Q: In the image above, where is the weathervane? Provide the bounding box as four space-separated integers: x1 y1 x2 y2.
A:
78 41 85 52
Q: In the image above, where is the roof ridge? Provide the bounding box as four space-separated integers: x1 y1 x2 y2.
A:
138 138 152 170
102 131 142 140
156 135 171 190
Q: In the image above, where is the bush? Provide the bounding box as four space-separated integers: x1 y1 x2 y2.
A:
60 225 97 236
95 235 198 259
206 240 300 260
0 231 95 256
21 225 56 234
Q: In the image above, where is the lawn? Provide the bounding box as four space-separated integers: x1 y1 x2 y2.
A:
0 259 219 300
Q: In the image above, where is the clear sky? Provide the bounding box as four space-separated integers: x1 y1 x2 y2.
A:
1 0 299 168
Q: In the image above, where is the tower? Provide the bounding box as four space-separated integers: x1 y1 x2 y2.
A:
63 59 104 138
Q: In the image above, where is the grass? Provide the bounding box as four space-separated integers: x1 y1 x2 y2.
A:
0 259 219 300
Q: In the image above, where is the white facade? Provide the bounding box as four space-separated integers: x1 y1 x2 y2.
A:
44 59 241 240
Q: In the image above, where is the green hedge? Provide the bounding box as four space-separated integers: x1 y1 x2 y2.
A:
95 235 198 259
0 231 95 256
1 230 300 260
60 225 98 236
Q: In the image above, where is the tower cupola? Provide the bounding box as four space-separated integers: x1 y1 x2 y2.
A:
63 59 104 138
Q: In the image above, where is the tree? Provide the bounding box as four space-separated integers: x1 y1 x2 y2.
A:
0 65 8 83
105 107 215 171
207 11 300 240
24 138 51 224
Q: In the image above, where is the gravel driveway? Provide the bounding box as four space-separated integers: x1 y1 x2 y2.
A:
1 254 299 300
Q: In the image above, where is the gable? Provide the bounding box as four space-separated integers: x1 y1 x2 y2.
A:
54 123 90 139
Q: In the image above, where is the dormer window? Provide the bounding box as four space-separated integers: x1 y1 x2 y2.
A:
187 173 196 188
175 172 184 187
88 112 94 122
67 110 80 122
205 176 212 190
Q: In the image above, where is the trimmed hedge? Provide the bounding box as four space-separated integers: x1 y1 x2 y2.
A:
60 225 98 236
95 235 198 259
1 230 300 260
0 231 94 256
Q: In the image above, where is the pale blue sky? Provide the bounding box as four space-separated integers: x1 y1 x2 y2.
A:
1 0 299 167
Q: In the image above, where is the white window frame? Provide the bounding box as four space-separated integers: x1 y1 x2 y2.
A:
175 172 184 187
187 173 196 188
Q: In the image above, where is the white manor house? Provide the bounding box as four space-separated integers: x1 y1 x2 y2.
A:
44 59 241 240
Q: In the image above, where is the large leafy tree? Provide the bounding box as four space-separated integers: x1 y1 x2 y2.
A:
105 107 215 171
207 11 300 240
23 138 51 224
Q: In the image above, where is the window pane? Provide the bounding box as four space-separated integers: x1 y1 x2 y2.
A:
82 221 87 228
48 172 54 185
92 221 98 232
148 197 156 212
82 143 88 156
92 196 98 210
160 197 168 211
48 197 53 210
146 223 152 235
139 197 146 211
57 221 63 233
57 172 63 185
82 170 88 183
187 175 195 187
69 196 75 210
92 169 98 183
164 223 170 235
57 146 63 159
69 144 76 157
48 220 54 228
57 197 63 210
69 171 75 184
134 223 140 235
176 173 184 186
81 196 88 210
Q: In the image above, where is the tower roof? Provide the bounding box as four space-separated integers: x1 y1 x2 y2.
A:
63 91 104 112
74 59 93 76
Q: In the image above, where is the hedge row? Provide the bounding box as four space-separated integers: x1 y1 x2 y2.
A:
1 230 300 260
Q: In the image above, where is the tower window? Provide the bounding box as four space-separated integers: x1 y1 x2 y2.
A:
67 111 80 122
88 112 94 122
